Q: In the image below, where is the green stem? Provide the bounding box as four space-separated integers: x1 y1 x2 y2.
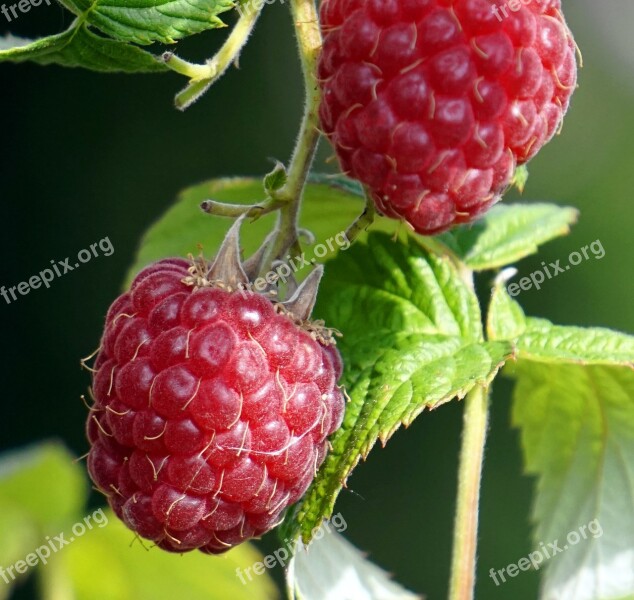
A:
167 4 264 110
449 385 490 600
344 186 376 244
262 0 322 270
200 198 284 219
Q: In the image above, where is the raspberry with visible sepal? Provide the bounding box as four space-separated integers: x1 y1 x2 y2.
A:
318 0 578 234
85 221 345 554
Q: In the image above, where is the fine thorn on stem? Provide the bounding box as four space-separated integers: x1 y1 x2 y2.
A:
258 0 323 276
449 384 491 600
164 3 264 110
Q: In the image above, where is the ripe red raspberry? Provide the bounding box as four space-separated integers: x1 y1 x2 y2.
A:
85 223 345 554
318 0 578 234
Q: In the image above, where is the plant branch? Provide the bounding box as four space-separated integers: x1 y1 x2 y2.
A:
164 4 264 110
449 384 490 600
200 198 284 219
261 0 323 272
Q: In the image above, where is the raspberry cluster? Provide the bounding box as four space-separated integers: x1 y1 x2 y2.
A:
86 227 344 554
318 0 578 234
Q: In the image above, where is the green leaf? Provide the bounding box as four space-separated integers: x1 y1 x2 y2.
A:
453 203 578 270
264 163 288 194
287 525 420 600
59 509 279 600
283 233 512 542
60 0 234 45
486 279 527 341
0 503 39 596
0 442 86 533
512 363 634 600
0 26 168 73
516 318 634 367
124 177 398 287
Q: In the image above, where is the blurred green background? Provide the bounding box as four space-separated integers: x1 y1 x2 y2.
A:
1 1 632 598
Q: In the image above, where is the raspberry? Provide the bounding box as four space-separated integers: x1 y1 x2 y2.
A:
318 0 578 234
86 222 345 554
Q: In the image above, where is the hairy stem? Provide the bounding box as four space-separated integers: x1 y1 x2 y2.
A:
166 4 264 110
200 198 284 219
449 385 490 600
261 0 322 271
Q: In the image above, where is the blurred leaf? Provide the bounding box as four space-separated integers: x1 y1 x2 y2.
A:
59 0 234 45
453 203 578 270
0 26 168 72
512 363 634 600
287 525 420 600
0 442 86 533
0 503 39 596
125 177 395 287
61 510 278 600
283 233 512 542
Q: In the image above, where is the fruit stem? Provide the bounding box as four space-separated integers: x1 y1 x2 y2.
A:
262 0 322 271
449 384 490 600
344 186 376 244
168 4 264 110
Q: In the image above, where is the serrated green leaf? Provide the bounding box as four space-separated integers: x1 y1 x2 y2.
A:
512 363 634 600
0 442 86 533
453 203 578 270
124 177 397 288
60 0 234 45
516 319 634 367
58 509 278 600
283 233 512 542
0 25 167 72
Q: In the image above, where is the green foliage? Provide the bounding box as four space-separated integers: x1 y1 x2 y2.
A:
0 0 234 70
58 0 234 45
0 443 277 600
452 203 578 271
0 27 168 72
283 233 512 542
61 510 277 600
488 286 634 599
513 364 634 600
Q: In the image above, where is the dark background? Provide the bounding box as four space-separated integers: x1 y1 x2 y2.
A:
1 1 632 598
